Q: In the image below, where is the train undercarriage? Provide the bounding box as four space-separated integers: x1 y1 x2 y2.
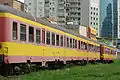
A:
0 58 114 76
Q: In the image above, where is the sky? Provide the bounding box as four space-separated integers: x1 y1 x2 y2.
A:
18 0 24 3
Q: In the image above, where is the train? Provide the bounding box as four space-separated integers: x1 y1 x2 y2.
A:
0 5 117 75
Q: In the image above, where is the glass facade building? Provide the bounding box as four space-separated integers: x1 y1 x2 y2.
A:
100 0 118 39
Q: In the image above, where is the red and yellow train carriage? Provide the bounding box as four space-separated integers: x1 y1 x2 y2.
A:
100 44 117 62
0 5 117 75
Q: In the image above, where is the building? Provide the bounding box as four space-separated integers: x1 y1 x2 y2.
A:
80 0 100 37
24 0 58 19
0 0 26 12
24 0 100 37
58 0 100 37
87 27 97 41
100 0 118 40
118 0 120 38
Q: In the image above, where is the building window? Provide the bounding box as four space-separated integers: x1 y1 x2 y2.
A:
91 7 92 10
91 22 92 25
60 36 63 46
91 17 92 20
13 22 18 40
29 26 34 43
96 13 98 15
52 33 55 45
20 24 26 41
56 34 59 46
4 2 9 6
36 29 41 43
96 23 98 25
29 3 31 5
46 31 50 45
96 8 98 11
91 12 92 15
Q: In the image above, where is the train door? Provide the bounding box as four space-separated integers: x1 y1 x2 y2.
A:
63 35 66 62
42 28 45 61
55 34 60 60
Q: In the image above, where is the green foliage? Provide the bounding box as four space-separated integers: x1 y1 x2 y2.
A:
114 60 120 64
100 38 111 46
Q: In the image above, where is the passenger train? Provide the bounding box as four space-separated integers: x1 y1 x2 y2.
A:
0 5 117 75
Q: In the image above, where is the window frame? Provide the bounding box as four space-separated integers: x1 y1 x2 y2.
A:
46 31 51 45
20 24 26 42
52 32 55 46
36 28 41 44
56 34 60 46
60 35 64 47
42 29 45 44
29 26 34 43
12 21 18 40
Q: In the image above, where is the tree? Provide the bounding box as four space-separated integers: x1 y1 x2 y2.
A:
100 38 111 46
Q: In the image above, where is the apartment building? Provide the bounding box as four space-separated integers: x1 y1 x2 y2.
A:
118 0 120 38
24 0 58 20
24 0 100 36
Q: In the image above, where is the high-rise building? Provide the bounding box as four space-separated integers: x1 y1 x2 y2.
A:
24 0 58 20
118 0 120 38
100 0 118 40
80 0 100 37
58 0 100 37
24 0 100 36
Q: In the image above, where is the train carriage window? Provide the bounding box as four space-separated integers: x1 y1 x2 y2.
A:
78 41 80 49
67 37 69 48
75 40 77 48
70 38 72 48
56 34 59 46
52 33 55 45
42 30 45 44
13 22 17 40
97 46 100 52
36 29 41 43
20 24 26 41
85 43 87 50
81 42 84 50
46 31 50 45
73 39 75 48
64 36 66 47
60 36 63 46
29 26 34 43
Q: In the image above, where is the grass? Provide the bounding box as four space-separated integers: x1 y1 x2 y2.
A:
2 62 120 80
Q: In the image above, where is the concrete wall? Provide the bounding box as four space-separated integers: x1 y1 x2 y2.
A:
80 0 89 26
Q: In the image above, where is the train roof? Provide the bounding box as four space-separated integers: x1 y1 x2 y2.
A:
0 5 100 45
